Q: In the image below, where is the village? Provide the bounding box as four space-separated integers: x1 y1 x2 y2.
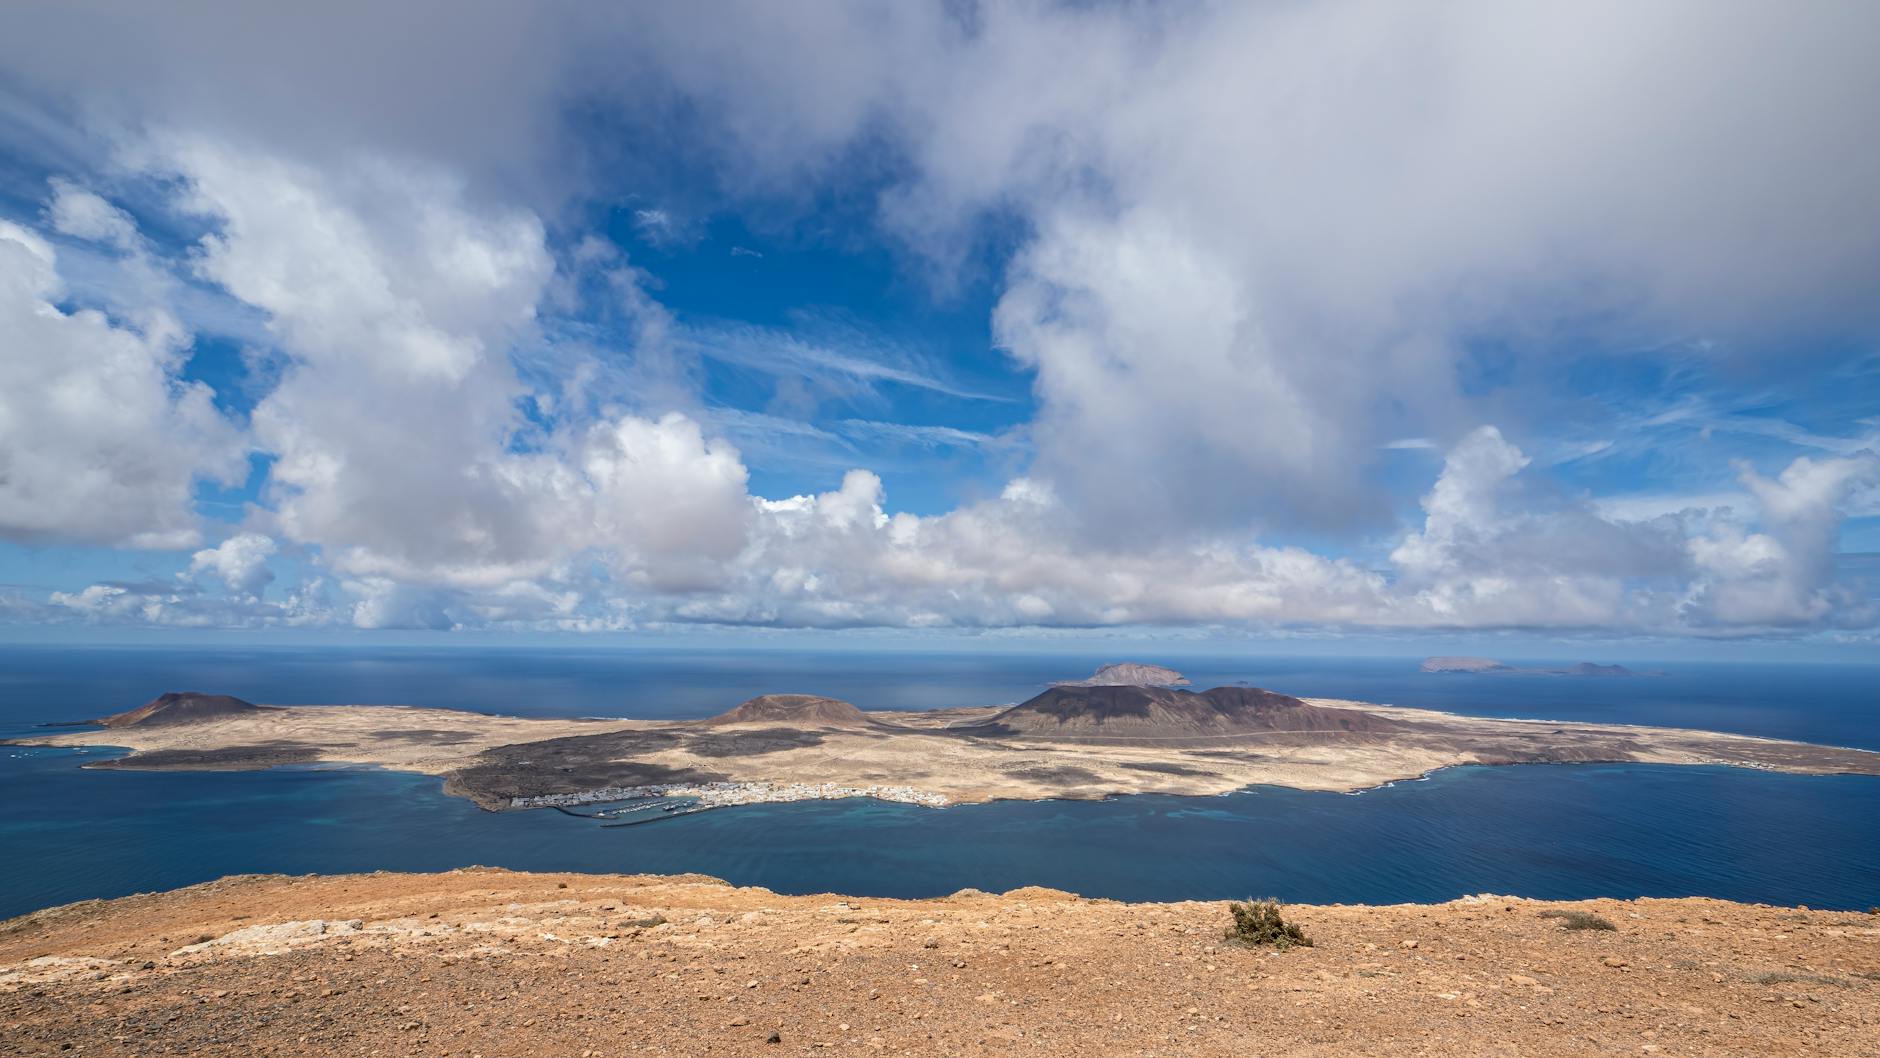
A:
508 779 953 812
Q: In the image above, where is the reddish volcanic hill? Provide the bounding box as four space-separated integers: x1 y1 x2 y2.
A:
98 692 264 728
985 685 1395 739
700 694 873 728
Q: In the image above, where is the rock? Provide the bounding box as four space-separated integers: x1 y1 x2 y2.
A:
1508 974 1539 987
766 1030 782 1044
1603 956 1629 968
1399 940 1418 950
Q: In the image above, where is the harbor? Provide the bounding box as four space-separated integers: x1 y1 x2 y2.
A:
511 780 953 815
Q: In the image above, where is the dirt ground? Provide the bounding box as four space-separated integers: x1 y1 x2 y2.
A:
3 869 1876 1057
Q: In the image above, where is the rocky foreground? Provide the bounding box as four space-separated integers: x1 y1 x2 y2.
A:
2 871 1876 1056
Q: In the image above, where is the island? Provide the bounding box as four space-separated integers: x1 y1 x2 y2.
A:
9 670 1879 816
1052 661 1190 686
1420 657 1655 676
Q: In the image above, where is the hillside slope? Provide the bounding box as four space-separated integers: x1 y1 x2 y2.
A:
986 684 1396 738
97 692 264 728
700 694 873 728
2 870 1873 1057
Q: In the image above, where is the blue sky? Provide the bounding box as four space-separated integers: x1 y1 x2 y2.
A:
0 2 1877 655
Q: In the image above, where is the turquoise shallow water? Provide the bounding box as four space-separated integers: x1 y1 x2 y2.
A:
2 648 1877 918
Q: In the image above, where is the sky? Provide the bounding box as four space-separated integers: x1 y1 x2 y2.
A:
0 2 1877 656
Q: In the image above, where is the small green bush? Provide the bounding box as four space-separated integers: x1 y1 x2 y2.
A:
1537 909 1617 931
1226 898 1311 950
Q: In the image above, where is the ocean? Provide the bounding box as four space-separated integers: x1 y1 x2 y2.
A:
2 646 1877 919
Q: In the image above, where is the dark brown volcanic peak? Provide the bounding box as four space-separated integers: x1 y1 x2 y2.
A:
98 692 263 728
988 685 1394 738
701 694 872 728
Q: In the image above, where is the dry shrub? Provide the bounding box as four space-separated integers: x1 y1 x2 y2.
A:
1226 899 1311 950
1538 909 1617 931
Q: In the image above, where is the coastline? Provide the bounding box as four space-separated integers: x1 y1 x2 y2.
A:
11 694 1880 815
507 779 954 811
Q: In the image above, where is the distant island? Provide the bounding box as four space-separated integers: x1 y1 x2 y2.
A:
10 669 1874 817
1052 662 1190 687
1419 657 1657 677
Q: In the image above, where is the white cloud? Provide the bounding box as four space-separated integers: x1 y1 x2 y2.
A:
6 6 1880 639
834 420 1012 452
151 138 569 586
933 2 1880 538
583 412 754 590
118 141 766 603
681 319 1013 405
186 532 278 597
630 208 696 249
1390 426 1536 579
0 217 244 549
31 423 1879 636
1593 491 1746 523
45 178 139 249
1684 455 1880 627
48 572 335 628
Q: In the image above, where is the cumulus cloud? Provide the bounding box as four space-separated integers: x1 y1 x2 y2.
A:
658 435 1868 634
153 138 568 585
0 217 244 548
1685 455 1880 627
678 471 1390 630
33 423 1878 636
583 412 753 589
939 2 1880 538
186 532 278 597
49 574 334 629
131 141 766 602
5 4 1879 639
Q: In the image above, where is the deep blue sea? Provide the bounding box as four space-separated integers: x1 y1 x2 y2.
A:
2 647 1877 919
